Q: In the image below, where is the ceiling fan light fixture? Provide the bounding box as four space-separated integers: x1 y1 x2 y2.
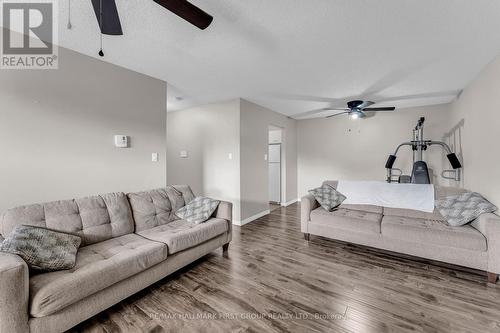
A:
320 100 395 120
350 111 365 120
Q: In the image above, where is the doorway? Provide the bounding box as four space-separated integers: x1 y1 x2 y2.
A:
268 125 282 211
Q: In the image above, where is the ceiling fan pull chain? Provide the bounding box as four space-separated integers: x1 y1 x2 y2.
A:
67 0 72 29
98 0 104 57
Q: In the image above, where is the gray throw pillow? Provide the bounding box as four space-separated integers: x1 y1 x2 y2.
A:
436 192 498 226
175 197 220 224
0 225 81 271
309 184 347 211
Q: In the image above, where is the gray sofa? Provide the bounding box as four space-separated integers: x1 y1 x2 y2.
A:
0 185 232 333
301 180 500 283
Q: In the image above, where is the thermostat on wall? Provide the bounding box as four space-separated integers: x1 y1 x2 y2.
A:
114 135 128 148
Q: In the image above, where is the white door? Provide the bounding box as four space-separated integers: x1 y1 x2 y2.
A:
268 144 281 203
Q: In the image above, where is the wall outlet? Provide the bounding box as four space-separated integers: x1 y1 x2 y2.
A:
180 150 188 158
152 153 159 162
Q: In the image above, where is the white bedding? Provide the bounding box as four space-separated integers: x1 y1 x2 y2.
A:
336 180 435 212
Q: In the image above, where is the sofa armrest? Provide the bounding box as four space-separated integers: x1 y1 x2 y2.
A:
213 201 233 243
0 253 29 333
301 194 319 233
213 201 232 222
471 213 500 273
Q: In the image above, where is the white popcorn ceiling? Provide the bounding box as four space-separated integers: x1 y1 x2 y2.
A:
56 0 500 117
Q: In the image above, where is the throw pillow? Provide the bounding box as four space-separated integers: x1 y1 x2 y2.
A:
309 184 347 211
436 192 498 227
175 197 220 224
0 225 81 271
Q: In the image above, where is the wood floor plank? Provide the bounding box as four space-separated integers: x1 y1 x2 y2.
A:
69 203 500 333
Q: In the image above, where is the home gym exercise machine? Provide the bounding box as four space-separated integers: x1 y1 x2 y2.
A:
385 117 462 184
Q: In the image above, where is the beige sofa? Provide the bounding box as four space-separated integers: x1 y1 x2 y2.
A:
0 185 232 333
301 181 500 283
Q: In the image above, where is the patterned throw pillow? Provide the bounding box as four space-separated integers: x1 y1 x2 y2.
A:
175 197 220 224
436 192 498 226
309 184 347 211
0 225 81 271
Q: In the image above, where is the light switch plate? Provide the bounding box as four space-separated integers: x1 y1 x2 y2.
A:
228 153 233 160
180 150 188 158
114 135 128 148
152 153 159 162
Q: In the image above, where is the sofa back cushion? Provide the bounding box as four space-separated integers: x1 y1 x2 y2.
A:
127 185 195 232
322 180 339 189
1 193 134 246
435 185 470 199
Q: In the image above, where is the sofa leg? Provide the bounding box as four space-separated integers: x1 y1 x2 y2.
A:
304 233 310 241
487 272 498 283
222 243 229 253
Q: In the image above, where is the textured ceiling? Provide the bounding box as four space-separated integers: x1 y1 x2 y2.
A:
53 0 500 117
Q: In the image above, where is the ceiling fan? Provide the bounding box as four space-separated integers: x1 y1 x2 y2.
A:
324 100 395 119
90 0 213 36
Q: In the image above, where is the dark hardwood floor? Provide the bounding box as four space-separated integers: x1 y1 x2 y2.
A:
70 203 500 333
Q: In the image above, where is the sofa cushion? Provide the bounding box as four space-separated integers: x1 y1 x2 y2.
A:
436 192 498 227
137 218 229 254
339 204 383 215
435 186 470 200
128 186 194 232
29 233 167 317
0 225 81 271
171 185 196 204
322 180 339 189
1 193 134 246
381 215 487 252
128 188 174 232
383 207 446 222
175 197 220 224
310 207 382 234
309 185 346 211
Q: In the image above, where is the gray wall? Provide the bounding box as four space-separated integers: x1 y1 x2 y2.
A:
167 100 241 221
445 53 500 207
297 104 452 197
0 43 167 213
240 99 298 220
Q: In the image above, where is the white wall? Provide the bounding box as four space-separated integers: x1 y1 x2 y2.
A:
167 100 241 221
444 53 500 207
167 98 298 223
240 99 298 220
297 105 452 197
0 45 167 213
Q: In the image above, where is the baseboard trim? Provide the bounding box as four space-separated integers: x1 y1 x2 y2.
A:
233 209 271 226
281 198 298 207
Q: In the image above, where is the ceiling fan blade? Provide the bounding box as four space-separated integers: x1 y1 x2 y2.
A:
91 0 123 35
326 111 349 118
357 101 375 109
153 0 213 30
362 107 396 112
292 107 349 119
